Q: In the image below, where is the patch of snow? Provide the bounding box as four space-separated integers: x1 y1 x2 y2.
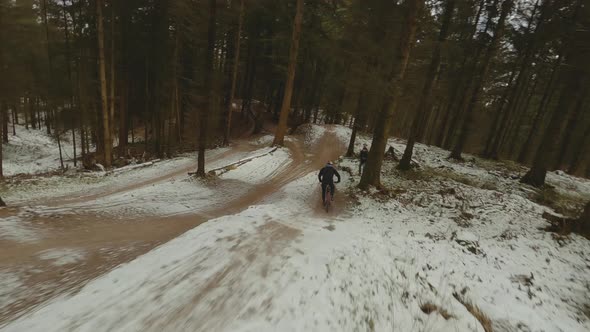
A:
221 148 290 185
2 125 79 176
38 248 86 267
332 125 353 147
297 124 326 147
1 148 230 205
253 135 274 146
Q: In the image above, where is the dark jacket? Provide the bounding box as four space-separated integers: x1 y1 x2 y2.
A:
318 165 341 184
360 148 369 163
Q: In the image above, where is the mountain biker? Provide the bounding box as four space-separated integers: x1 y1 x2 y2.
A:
359 144 369 175
318 161 341 204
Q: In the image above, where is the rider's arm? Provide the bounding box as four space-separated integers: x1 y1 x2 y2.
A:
335 169 341 183
318 168 324 182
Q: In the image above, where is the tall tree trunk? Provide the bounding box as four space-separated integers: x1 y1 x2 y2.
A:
119 1 130 153
23 98 29 130
96 0 112 167
36 98 42 130
273 0 304 146
144 60 149 151
30 98 37 129
0 102 4 178
399 0 455 170
552 95 585 170
346 90 366 157
196 0 217 176
568 122 590 175
224 0 245 146
440 0 490 150
517 53 561 163
521 1 587 187
2 102 7 143
359 0 423 189
42 0 54 138
56 120 65 170
167 30 180 157
62 0 77 166
576 202 590 235
505 77 539 158
450 0 513 160
483 66 518 156
109 3 116 153
0 6 4 176
486 0 546 159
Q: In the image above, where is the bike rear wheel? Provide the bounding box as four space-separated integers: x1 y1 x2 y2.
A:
325 190 331 212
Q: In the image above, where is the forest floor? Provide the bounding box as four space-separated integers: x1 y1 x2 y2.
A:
1 124 590 332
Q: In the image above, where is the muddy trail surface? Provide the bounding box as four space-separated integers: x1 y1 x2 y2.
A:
0 129 346 327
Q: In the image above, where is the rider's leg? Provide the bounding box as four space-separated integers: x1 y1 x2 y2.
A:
321 183 327 204
329 183 335 201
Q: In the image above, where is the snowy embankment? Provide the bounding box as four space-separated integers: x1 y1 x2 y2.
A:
2 125 78 176
3 125 589 331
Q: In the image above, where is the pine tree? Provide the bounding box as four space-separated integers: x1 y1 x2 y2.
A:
358 0 423 189
273 0 304 146
521 0 589 186
399 0 456 170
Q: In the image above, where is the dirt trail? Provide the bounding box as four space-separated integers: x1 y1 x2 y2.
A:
0 129 347 326
47 142 253 207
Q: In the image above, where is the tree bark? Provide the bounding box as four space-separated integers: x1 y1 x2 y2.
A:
62 0 77 166
273 0 304 146
109 3 116 153
42 0 53 135
1 102 7 143
568 122 590 175
0 102 4 178
119 0 131 153
552 95 585 170
399 0 455 170
577 202 590 235
12 107 18 135
358 0 423 189
224 0 245 146
96 0 112 167
450 0 513 160
486 0 545 159
521 0 587 187
506 77 539 158
346 90 366 157
440 0 491 150
517 53 562 163
196 0 217 176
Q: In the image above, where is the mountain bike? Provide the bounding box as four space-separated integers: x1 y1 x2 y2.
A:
324 186 332 212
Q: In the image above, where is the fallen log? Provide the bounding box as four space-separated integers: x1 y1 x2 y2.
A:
106 159 161 175
188 147 278 176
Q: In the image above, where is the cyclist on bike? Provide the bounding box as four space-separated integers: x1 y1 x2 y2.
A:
318 161 341 205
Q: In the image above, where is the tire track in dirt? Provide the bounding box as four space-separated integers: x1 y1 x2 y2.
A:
145 128 349 330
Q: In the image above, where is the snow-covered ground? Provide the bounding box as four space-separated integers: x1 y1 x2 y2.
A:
2 125 79 176
2 125 589 331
